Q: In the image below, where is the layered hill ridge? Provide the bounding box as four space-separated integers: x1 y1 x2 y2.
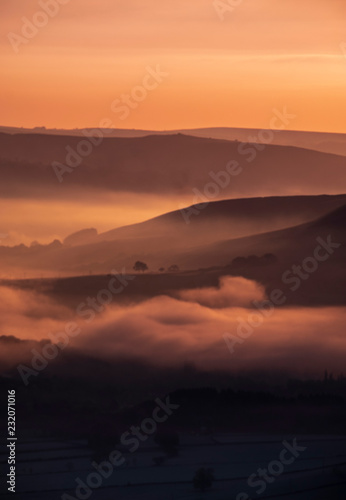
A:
0 132 346 199
1 125 346 156
0 194 345 278
2 200 345 308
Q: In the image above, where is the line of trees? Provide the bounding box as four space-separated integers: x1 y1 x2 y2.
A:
133 261 179 273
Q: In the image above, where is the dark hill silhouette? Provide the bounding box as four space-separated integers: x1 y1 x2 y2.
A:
1 195 346 278
0 132 346 199
1 125 346 156
98 194 346 243
309 203 346 229
1 199 346 307
191 203 346 306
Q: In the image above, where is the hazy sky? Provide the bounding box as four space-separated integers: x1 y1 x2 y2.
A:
1 0 346 132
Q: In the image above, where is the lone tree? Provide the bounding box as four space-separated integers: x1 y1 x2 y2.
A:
193 467 214 492
168 264 179 272
133 261 148 272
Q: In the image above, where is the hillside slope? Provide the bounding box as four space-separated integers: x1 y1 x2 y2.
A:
0 133 346 199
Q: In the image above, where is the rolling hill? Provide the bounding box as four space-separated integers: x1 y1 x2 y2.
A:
0 195 345 288
0 133 346 199
1 125 346 156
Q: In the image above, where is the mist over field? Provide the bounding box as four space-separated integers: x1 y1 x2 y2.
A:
1 276 346 380
1 1 346 498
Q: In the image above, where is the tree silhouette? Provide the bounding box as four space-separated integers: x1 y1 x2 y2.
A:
133 261 148 272
168 264 179 272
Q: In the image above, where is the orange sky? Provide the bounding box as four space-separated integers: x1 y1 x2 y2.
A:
1 0 346 132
